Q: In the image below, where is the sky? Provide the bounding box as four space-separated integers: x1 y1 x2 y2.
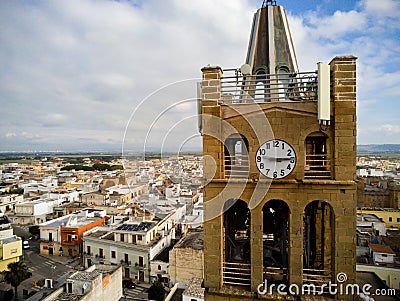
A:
0 0 399 153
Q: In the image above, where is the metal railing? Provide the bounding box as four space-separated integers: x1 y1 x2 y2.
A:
221 70 318 103
303 268 332 291
263 266 287 282
222 262 251 287
305 154 331 178
224 155 249 178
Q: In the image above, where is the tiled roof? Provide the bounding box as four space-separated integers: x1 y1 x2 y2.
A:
369 243 396 254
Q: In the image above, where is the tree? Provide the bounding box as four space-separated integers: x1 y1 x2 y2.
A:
2 261 29 300
28 225 40 236
148 281 165 301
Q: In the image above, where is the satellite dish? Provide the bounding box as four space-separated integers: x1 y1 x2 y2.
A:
83 283 88 289
240 64 252 75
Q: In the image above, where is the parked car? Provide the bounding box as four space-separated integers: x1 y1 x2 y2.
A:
23 241 30 249
122 280 136 289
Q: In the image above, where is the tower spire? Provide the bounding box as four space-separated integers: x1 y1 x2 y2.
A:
246 2 298 75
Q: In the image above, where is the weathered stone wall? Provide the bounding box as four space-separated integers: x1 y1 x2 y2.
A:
202 56 357 300
169 247 204 285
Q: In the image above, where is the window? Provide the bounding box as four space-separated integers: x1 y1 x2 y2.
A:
120 233 124 242
111 251 116 259
158 265 161 270
305 132 330 178
67 235 72 242
49 233 53 242
397 218 400 223
224 135 249 178
87 246 91 255
125 253 129 264
138 235 142 241
389 217 393 222
99 248 104 258
139 256 144 267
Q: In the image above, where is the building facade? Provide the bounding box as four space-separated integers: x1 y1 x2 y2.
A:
40 209 107 257
201 2 357 300
83 218 175 283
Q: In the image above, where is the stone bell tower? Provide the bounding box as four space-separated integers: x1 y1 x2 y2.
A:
200 1 357 300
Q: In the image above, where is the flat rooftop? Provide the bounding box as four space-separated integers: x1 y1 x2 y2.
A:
175 231 203 250
116 222 154 232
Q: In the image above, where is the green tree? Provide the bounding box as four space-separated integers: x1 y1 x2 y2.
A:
2 261 28 300
28 225 40 236
148 281 165 301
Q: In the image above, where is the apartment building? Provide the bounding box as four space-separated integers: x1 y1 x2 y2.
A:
41 264 122 301
83 216 175 283
40 209 107 257
0 214 22 271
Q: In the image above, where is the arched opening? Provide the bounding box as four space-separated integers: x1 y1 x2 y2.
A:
254 69 267 102
224 135 249 178
276 66 292 101
303 200 334 288
263 200 289 284
223 199 251 288
305 132 331 178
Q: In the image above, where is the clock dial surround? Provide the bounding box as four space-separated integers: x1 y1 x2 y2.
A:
255 139 297 179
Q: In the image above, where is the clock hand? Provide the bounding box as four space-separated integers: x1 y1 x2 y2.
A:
262 156 295 161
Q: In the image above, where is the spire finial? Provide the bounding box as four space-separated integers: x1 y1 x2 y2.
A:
262 0 277 7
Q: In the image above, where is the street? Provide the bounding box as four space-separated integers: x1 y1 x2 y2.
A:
0 226 78 299
121 285 148 301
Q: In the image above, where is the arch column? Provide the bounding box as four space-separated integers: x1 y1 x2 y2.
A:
289 207 303 287
251 207 263 292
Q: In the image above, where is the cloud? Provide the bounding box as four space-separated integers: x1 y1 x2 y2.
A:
5 133 17 139
0 0 399 151
379 125 400 134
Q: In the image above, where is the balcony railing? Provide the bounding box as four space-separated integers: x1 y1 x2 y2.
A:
224 155 249 179
303 268 332 292
263 267 287 282
305 154 331 178
222 262 251 288
221 70 318 103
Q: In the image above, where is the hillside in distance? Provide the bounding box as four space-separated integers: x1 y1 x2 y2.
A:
358 144 400 153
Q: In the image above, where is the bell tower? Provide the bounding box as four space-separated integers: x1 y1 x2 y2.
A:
201 1 357 300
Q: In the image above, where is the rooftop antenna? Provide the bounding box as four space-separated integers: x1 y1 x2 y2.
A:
262 0 277 7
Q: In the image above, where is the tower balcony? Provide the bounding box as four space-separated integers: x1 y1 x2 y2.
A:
222 262 251 288
220 70 318 104
305 154 331 179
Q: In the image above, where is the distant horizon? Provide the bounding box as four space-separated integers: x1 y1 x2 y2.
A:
1 144 400 155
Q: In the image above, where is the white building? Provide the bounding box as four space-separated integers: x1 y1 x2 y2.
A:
11 199 54 225
41 264 122 301
369 243 395 264
357 213 386 236
0 194 23 214
83 215 175 283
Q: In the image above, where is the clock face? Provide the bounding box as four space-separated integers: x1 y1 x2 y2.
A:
255 139 296 179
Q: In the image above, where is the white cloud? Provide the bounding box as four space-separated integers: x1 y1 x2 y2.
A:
379 125 400 134
5 133 17 139
0 0 399 150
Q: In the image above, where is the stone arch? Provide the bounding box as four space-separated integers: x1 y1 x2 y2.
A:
304 131 331 178
262 199 290 284
223 199 251 263
222 199 252 288
224 134 249 178
303 200 335 284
